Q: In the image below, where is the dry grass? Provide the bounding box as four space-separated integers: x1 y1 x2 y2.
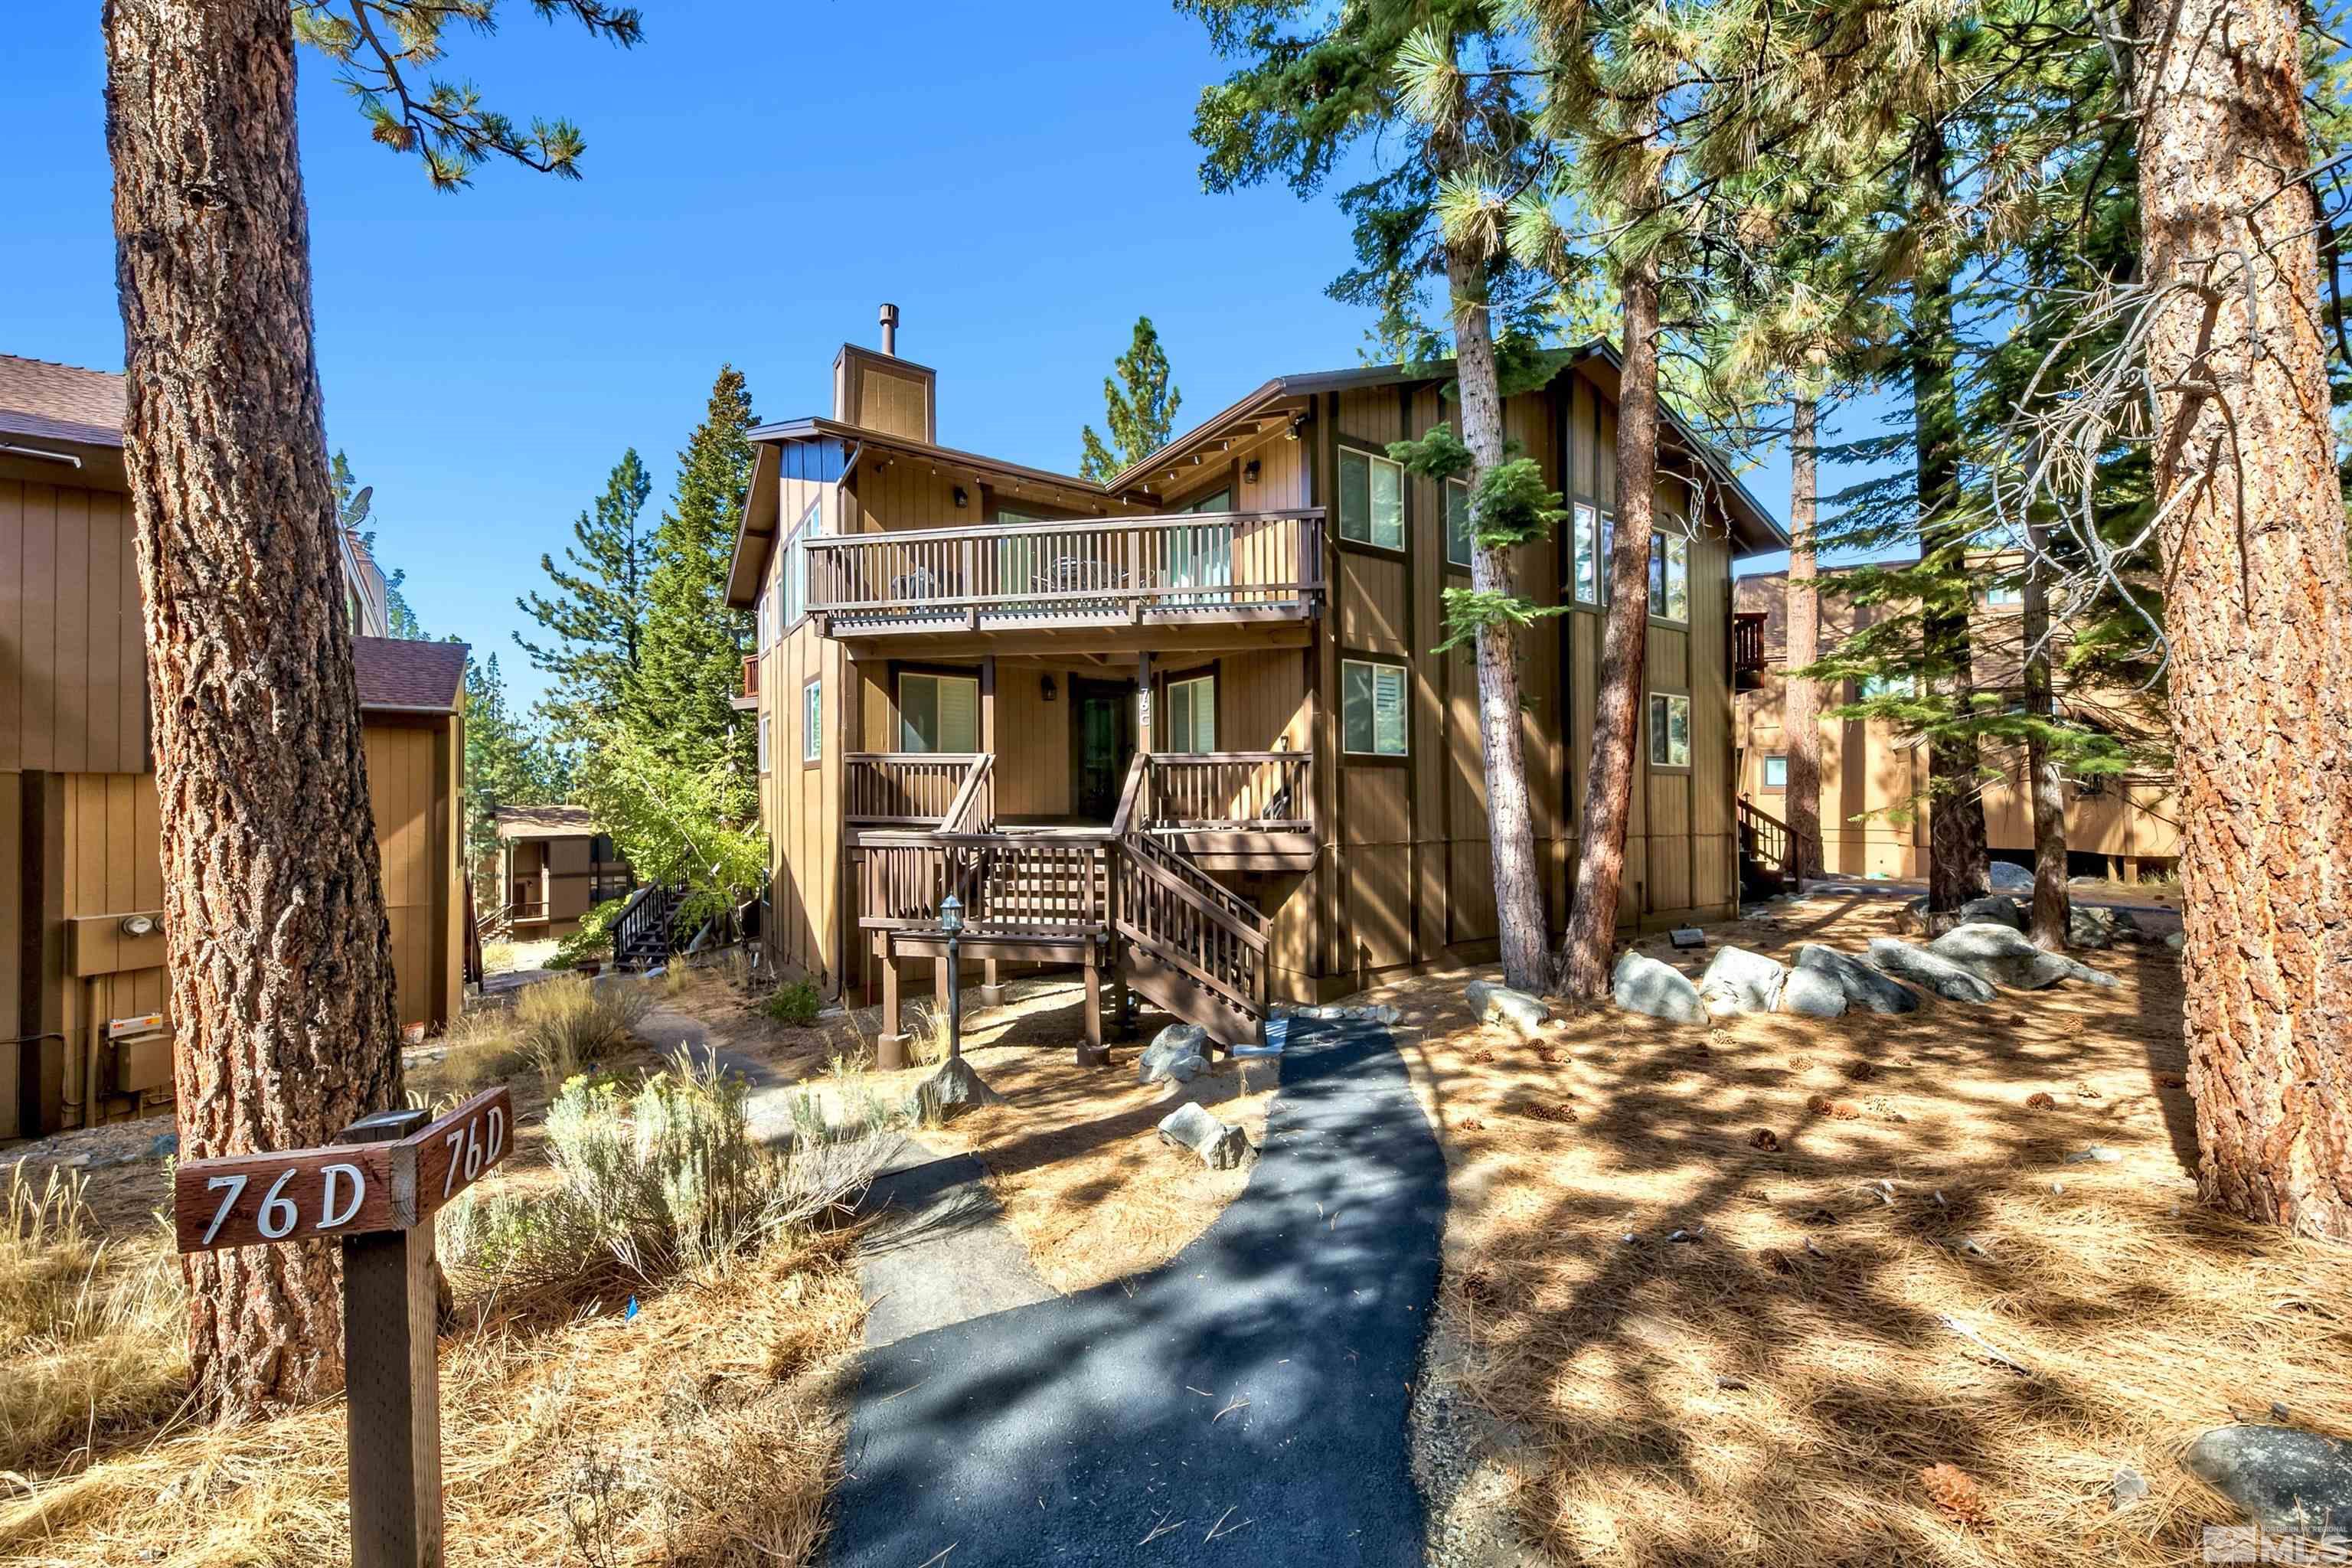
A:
0 1228 867 1566
1382 892 2352 1567
417 972 655 1102
0 1168 187 1480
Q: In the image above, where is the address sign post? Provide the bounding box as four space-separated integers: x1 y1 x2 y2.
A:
172 1085 512 1568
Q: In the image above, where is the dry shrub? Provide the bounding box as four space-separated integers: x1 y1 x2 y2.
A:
903 1004 955 1067
412 1006 531 1099
442 1050 887 1293
512 972 654 1088
0 1168 186 1478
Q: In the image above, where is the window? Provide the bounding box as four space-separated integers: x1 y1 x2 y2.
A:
758 713 772 774
1648 692 1691 768
1165 675 1217 753
1648 532 1689 621
1762 754 1788 790
1572 503 1600 604
1982 582 2023 608
1338 448 1405 550
1178 488 1233 514
1341 659 1409 756
781 500 818 627
898 672 979 753
802 678 822 763
589 834 616 861
1444 479 1472 568
1859 674 1916 701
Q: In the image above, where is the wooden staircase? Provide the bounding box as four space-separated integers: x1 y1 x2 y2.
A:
1109 757 1272 1048
1736 795 1791 902
613 878 688 971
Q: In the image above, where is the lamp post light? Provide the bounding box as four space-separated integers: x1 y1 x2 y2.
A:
938 893 964 1060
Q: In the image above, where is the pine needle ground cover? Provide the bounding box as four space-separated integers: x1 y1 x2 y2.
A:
1383 895 2349 1568
0 1021 878 1568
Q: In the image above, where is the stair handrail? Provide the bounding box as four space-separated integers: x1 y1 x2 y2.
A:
939 753 995 835
1736 795 1792 872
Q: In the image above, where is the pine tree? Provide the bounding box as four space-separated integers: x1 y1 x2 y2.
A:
516 449 652 721
1188 0 1561 991
628 368 759 810
103 0 638 1419
462 652 568 867
1078 317 1183 482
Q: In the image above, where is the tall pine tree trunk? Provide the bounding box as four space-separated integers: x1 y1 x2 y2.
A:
2134 0 2352 1239
1449 247 1551 991
2020 510 2070 950
1557 249 1660 998
1782 396 1824 884
105 0 402 1417
1913 127 1989 922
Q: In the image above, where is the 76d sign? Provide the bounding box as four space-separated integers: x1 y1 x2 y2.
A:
173 1086 511 1253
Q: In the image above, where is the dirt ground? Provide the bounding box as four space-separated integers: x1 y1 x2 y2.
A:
1377 890 2350 1568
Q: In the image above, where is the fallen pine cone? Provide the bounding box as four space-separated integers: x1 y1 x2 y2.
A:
1919 1462 1990 1526
1521 1102 1579 1125
1844 1061 1879 1083
1458 1117 1485 1132
1537 1047 1568 1067
2025 1091 2058 1110
1759 1248 1798 1276
1807 1094 1863 1120
1748 1129 1782 1152
1468 1048 1497 1064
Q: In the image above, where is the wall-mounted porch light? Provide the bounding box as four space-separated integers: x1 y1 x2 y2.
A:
1040 674 1057 702
1243 459 1262 485
953 485 969 508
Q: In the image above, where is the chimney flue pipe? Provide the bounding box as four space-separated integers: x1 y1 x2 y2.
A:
878 302 900 356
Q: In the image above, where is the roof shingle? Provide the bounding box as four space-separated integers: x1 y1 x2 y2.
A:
0 354 125 448
352 636 469 712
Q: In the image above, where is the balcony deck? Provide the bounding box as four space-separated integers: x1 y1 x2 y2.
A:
805 508 1325 655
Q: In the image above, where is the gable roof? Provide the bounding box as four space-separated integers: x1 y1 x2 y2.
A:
352 636 469 714
1103 341 1788 556
0 354 125 449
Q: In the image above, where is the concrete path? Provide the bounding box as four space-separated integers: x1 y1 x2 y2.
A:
827 1016 1448 1568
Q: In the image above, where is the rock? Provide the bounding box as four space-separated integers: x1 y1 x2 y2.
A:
1157 1102 1253 1170
2112 1466 2149 1510
1865 938 1998 1004
1137 1024 1210 1085
1465 980 1552 1036
2164 929 2187 954
149 1132 179 1161
2183 1426 2352 1537
1928 923 2122 991
1793 944 1919 1014
902 1057 1006 1122
2066 905 2142 950
1697 946 1788 1017
642 965 668 980
1278 1001 1401 1025
1779 965 1848 1018
1988 860 2035 891
1611 952 1706 1024
1669 926 1707 950
2065 1145 2123 1165
1960 895 2028 930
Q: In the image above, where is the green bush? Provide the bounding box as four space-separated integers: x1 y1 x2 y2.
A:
760 980 822 1028
548 896 629 971
440 1051 887 1289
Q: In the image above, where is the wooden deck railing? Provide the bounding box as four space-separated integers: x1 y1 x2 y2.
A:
1733 612 1769 681
856 833 1111 936
1737 795 1790 873
1145 752 1311 830
804 509 1325 630
742 655 760 701
844 753 984 825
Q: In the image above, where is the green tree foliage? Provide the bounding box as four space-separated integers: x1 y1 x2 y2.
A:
292 1 642 188
573 722 766 934
516 448 652 723
627 367 759 817
1079 316 1183 481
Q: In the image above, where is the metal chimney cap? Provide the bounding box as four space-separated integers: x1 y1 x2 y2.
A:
877 302 900 355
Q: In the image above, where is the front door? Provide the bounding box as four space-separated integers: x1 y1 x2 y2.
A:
1071 679 1135 822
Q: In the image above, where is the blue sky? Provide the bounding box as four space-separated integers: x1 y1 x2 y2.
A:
3 2 1864 704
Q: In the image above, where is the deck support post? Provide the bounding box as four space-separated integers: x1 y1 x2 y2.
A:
979 956 1006 1008
1114 970 1134 1040
1135 650 1154 756
876 936 908 1069
1079 948 1107 1067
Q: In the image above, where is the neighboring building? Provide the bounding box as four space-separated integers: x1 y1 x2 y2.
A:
488 805 635 938
1733 567 2180 881
2 354 468 1138
725 308 1785 1057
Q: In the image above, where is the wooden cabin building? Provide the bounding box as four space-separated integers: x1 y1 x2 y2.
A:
2 354 468 1139
488 805 635 938
1732 567 2181 881
726 310 1785 1057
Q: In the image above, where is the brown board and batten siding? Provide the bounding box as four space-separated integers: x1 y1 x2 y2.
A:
2 477 148 777
760 443 851 992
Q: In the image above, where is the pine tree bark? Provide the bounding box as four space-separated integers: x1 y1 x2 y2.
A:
1912 128 1989 922
1557 250 1660 998
1448 247 1551 991
2020 509 2070 950
1782 397 1824 885
105 0 403 1416
2134 0 2352 1239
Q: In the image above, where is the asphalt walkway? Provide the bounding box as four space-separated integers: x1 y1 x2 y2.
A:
827 1016 1448 1568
